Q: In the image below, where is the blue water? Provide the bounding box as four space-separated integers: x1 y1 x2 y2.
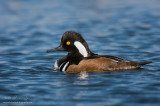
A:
0 0 160 106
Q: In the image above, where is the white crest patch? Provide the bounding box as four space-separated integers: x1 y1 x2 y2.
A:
74 41 88 57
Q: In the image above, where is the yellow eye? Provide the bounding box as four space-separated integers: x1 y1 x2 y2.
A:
66 41 70 45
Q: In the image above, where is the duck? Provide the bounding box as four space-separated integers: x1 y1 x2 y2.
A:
47 31 152 73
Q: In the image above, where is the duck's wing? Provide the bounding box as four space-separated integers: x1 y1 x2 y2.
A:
86 55 129 62
86 54 152 67
66 55 152 73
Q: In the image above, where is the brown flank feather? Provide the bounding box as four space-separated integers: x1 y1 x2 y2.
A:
66 58 152 73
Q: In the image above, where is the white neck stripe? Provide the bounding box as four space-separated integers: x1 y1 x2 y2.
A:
74 41 88 57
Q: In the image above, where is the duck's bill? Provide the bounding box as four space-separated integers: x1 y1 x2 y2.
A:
46 46 65 53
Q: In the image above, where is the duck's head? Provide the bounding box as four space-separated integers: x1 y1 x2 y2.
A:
47 31 93 57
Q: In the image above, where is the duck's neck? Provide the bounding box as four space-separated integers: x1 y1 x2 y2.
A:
67 50 95 60
67 51 84 59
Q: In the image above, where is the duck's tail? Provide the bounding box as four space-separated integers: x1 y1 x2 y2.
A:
138 61 152 66
130 61 152 68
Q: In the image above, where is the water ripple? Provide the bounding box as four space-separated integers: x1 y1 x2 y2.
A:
0 0 160 106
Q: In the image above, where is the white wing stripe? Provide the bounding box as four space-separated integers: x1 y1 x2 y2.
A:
62 61 70 72
59 62 65 70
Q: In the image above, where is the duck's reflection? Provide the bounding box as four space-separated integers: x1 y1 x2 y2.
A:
78 71 89 80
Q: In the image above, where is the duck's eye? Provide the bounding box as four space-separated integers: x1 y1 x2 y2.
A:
66 41 71 45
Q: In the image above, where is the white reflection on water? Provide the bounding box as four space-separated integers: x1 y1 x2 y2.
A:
78 71 89 80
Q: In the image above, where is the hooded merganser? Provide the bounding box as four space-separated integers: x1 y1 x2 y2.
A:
47 31 152 73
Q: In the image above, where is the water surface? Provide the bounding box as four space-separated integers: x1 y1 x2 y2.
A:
0 0 160 106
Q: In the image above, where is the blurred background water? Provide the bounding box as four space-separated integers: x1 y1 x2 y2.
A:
0 0 160 106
